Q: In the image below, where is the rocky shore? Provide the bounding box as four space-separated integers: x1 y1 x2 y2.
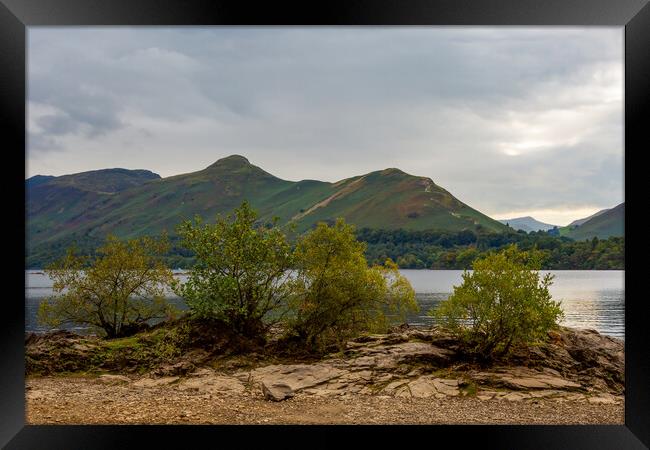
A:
25 325 624 424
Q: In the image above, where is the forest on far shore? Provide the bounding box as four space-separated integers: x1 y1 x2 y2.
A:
27 226 624 271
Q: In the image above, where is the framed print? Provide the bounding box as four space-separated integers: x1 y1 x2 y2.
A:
1 0 648 448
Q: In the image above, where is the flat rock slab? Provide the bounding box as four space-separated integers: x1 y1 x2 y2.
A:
473 367 583 391
382 376 461 399
342 341 454 371
177 375 245 395
248 364 348 400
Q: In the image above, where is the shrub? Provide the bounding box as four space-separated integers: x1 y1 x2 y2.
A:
38 235 176 338
286 219 418 350
431 244 563 359
173 201 293 337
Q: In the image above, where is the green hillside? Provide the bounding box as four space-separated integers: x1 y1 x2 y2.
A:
565 203 624 240
27 168 161 247
26 155 507 267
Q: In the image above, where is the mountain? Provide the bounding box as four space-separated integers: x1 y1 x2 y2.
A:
498 216 558 233
565 203 624 240
25 175 55 188
27 168 161 246
26 155 507 265
567 208 610 228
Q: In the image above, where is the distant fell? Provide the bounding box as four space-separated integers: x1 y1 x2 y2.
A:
26 155 508 267
499 216 558 233
567 208 610 228
25 175 55 189
565 203 624 240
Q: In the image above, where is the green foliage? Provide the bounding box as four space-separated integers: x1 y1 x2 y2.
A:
87 322 192 372
173 200 293 336
357 228 624 270
286 219 418 349
431 245 563 359
38 235 176 338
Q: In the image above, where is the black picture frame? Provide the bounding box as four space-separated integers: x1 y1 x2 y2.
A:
2 0 648 448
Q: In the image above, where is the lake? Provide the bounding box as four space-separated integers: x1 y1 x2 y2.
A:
25 270 625 339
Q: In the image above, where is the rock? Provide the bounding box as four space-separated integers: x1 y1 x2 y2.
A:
432 378 460 396
381 333 409 345
98 374 131 385
262 381 294 401
394 386 412 398
587 394 618 405
133 376 180 388
502 392 527 402
502 377 548 389
177 375 245 395
536 376 582 389
249 364 346 394
477 391 497 401
474 367 583 392
408 377 437 398
153 361 196 377
385 342 455 366
382 380 409 395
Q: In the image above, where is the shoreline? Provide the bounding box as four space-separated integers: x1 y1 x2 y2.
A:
25 324 624 425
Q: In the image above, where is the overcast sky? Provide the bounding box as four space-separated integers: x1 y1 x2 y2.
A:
27 27 623 225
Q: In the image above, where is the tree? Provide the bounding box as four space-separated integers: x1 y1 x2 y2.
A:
431 244 563 359
38 235 175 338
173 201 293 336
287 219 418 349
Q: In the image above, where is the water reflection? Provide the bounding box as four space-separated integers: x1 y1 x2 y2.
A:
25 270 624 339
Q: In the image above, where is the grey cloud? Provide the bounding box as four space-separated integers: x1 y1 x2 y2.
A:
27 27 623 222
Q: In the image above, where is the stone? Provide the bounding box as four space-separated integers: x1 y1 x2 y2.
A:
432 378 460 396
407 377 437 399
587 395 618 405
502 392 526 402
536 376 582 389
262 381 294 401
382 380 409 395
98 374 131 385
394 386 412 398
133 376 180 388
502 377 548 389
249 364 347 394
177 375 245 395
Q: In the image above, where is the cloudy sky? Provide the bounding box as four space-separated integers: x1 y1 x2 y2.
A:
27 27 623 225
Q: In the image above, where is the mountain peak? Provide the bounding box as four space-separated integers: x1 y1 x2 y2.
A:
207 155 251 169
380 167 407 176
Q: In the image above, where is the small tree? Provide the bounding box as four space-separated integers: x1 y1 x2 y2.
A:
173 201 293 336
432 244 563 359
38 235 175 338
287 219 418 349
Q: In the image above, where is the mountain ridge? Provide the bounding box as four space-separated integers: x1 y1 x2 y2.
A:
564 203 624 240
498 216 559 233
567 208 610 228
26 155 508 265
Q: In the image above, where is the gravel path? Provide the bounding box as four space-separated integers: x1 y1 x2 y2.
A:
26 376 624 425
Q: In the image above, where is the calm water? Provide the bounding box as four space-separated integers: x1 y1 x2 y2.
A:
25 270 625 339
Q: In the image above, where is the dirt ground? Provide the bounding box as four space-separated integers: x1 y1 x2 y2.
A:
26 376 624 425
